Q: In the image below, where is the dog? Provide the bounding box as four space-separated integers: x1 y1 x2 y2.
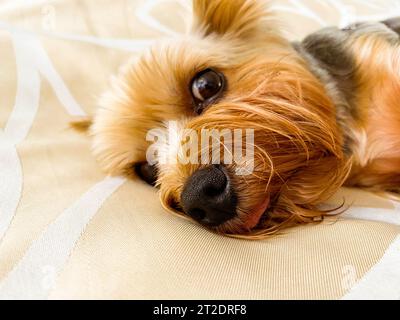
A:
74 0 400 239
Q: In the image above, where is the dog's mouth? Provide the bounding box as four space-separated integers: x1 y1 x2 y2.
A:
135 162 271 233
174 195 270 233
164 194 271 234
240 196 270 230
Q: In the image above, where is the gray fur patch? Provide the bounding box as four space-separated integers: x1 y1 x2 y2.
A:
294 21 399 156
382 17 400 36
294 27 358 155
293 27 358 155
300 27 357 116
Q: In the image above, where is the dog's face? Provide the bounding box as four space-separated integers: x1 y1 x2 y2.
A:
92 0 350 238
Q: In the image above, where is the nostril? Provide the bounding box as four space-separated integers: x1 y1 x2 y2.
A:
203 166 228 197
204 179 227 197
204 186 224 197
188 208 206 221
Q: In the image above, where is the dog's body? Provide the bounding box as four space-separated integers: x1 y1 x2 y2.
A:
296 19 400 192
86 0 400 238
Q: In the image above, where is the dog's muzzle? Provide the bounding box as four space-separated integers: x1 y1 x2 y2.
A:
181 165 237 227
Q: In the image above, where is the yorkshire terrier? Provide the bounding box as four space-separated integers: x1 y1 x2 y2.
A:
74 0 400 239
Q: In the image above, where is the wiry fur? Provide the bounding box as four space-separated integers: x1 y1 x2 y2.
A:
84 0 400 239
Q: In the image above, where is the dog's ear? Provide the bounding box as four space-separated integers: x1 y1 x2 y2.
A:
192 0 274 39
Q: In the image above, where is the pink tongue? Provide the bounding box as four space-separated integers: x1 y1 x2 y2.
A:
242 196 270 230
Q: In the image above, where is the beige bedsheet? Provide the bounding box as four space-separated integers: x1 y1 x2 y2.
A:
0 0 399 300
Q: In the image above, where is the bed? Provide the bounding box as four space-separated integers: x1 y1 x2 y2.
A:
0 0 399 300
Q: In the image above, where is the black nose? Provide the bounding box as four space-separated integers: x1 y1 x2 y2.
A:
181 165 237 227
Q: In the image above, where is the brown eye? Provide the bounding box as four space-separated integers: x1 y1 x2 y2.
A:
191 69 225 114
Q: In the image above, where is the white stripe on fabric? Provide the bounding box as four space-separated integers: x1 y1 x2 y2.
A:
32 35 86 116
0 177 125 300
342 206 400 226
0 31 86 241
0 21 154 53
0 33 41 241
0 131 23 241
343 235 400 300
4 33 41 145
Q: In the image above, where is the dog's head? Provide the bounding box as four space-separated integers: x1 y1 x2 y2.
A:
91 0 350 238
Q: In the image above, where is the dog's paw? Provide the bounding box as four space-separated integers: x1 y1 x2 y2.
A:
134 163 158 187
